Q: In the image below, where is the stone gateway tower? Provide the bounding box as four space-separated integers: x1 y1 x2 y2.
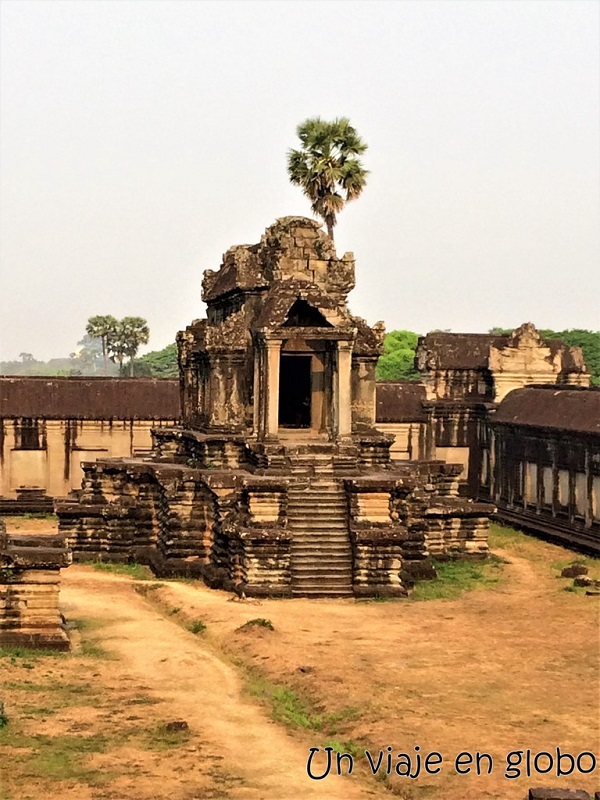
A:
58 218 493 597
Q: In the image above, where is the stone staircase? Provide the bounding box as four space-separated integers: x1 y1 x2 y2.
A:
287 450 353 597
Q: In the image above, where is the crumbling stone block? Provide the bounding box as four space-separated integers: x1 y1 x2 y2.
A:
0 527 71 651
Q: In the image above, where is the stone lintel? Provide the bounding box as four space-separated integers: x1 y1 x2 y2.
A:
424 500 496 517
0 533 71 570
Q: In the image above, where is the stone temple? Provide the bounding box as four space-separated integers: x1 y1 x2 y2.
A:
57 217 494 597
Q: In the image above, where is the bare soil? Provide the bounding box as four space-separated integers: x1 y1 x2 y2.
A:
1 520 598 799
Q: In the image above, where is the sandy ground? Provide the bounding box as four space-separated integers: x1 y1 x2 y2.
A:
1 518 599 799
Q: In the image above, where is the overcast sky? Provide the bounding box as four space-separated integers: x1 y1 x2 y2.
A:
1 0 598 361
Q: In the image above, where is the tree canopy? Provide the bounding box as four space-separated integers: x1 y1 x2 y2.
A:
135 343 178 378
86 315 118 375
376 330 420 381
85 315 150 376
287 117 368 240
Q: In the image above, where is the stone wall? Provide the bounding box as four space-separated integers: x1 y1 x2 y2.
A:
0 377 179 507
479 386 600 553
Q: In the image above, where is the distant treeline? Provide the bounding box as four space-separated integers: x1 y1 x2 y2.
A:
3 329 598 385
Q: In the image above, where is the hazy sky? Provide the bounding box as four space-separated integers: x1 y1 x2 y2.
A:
1 0 598 361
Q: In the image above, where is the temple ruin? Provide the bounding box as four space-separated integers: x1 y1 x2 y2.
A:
0 521 71 650
56 217 493 597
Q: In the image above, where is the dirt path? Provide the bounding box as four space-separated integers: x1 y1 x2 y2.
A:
60 569 380 800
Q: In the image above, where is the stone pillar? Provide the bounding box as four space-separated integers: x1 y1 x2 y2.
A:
253 346 261 435
336 341 353 438
265 339 282 439
0 530 71 651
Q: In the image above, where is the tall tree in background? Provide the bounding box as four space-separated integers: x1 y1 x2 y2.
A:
135 342 178 378
287 117 368 240
86 315 118 375
120 316 150 376
376 331 420 381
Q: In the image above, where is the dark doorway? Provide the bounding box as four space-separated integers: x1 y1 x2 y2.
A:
279 355 311 428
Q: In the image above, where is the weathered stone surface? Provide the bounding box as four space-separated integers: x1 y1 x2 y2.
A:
528 789 591 800
56 216 493 597
0 529 71 650
561 565 588 578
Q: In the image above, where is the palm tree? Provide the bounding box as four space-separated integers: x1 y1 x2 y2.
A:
287 117 368 241
119 316 150 377
86 315 118 376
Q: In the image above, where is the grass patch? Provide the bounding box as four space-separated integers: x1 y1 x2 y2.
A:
0 728 115 784
22 513 58 521
551 555 599 576
79 640 113 659
3 680 101 711
91 562 153 580
67 618 114 659
323 738 365 759
236 618 274 632
356 595 403 604
270 686 322 729
142 722 191 751
410 556 504 602
488 523 532 549
188 619 206 635
244 668 323 730
126 695 160 706
0 646 66 662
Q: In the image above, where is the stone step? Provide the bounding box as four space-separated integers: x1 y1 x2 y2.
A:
291 546 350 554
291 536 350 544
287 506 348 527
291 587 353 597
291 544 350 552
288 497 345 504
292 579 353 590
289 530 349 539
290 520 349 528
291 550 352 560
288 509 347 517
290 541 352 562
287 507 347 516
289 486 343 494
291 565 352 576
288 497 346 506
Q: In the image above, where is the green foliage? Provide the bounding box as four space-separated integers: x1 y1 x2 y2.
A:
135 342 178 378
86 315 119 376
143 723 191 751
323 739 364 758
287 117 368 239
489 327 600 384
188 619 206 635
409 556 504 601
85 314 150 376
0 702 8 728
236 618 275 632
0 728 114 784
91 561 153 580
376 330 420 381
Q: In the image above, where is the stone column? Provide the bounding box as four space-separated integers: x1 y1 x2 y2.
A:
253 346 261 435
336 341 353 438
265 340 282 439
0 530 71 651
